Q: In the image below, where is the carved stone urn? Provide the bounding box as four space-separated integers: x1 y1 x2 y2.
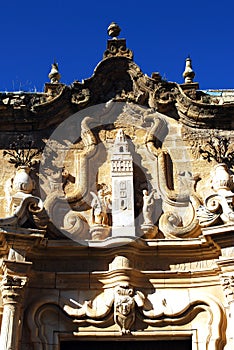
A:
211 163 233 195
12 166 34 194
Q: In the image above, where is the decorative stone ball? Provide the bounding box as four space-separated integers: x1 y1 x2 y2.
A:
107 22 121 38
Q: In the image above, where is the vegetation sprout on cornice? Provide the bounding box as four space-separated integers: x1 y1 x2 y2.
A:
3 134 42 168
199 134 234 171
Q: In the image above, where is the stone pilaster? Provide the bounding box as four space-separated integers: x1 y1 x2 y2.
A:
0 260 32 350
220 273 234 349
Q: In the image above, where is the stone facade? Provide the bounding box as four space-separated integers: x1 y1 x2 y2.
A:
0 23 234 349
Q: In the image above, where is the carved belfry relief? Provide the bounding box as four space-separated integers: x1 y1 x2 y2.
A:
111 129 135 236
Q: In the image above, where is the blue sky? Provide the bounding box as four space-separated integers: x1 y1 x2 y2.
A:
1 0 234 92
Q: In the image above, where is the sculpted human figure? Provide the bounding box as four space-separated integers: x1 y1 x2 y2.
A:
91 187 111 225
114 284 136 334
142 189 157 225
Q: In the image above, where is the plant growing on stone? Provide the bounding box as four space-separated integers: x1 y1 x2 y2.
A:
3 134 42 168
199 135 234 171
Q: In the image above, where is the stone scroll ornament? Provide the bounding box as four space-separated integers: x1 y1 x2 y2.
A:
196 163 234 227
63 283 145 334
63 282 224 340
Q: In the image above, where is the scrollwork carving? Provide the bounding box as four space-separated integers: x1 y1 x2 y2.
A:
159 209 200 239
104 39 133 60
197 163 234 227
63 283 145 335
71 88 90 106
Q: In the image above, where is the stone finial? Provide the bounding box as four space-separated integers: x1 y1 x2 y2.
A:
104 23 133 59
107 22 121 38
48 61 61 83
183 56 195 83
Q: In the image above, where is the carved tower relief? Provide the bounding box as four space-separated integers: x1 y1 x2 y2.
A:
111 129 135 236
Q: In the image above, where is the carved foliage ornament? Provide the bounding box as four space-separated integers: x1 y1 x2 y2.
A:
198 135 234 171
104 39 133 60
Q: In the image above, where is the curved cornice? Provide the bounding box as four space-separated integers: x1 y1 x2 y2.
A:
175 84 234 129
0 56 233 132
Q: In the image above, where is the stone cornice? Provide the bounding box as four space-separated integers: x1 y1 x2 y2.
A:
0 227 46 261
0 56 233 132
202 224 234 249
27 235 220 258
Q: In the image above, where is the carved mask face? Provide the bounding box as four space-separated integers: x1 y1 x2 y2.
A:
116 297 134 315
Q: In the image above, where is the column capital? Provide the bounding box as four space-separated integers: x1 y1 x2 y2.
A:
0 260 32 305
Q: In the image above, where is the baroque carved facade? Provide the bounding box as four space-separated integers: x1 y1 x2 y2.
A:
0 23 234 350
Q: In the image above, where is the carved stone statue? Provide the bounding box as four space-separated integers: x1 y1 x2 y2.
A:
140 189 158 238
114 284 136 334
91 187 111 226
142 189 157 225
